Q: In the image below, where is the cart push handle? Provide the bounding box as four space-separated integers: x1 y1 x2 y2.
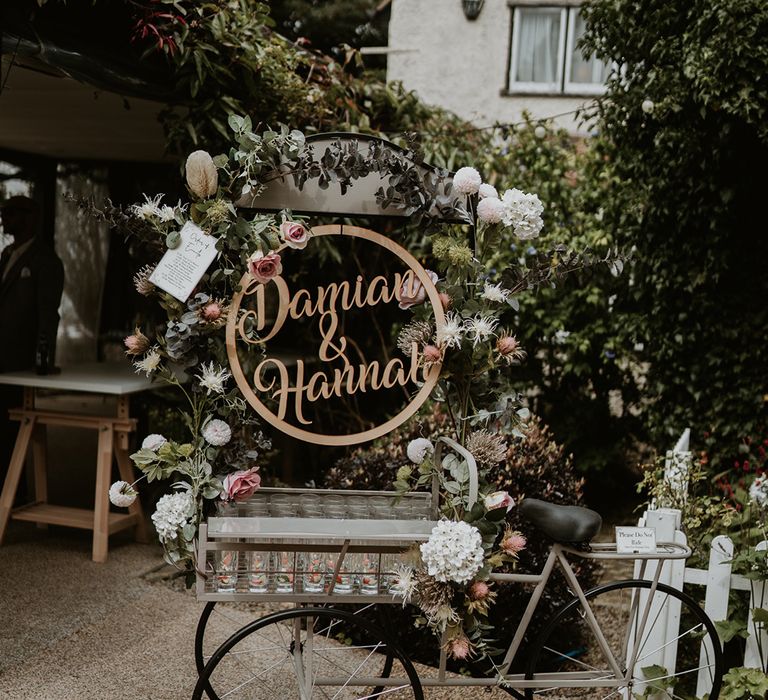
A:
431 436 479 518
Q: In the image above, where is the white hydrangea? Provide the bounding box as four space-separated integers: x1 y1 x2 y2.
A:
476 197 506 224
452 167 482 196
109 481 137 508
202 418 232 446
141 433 167 451
407 438 434 465
151 491 194 542
478 183 498 200
750 476 768 508
420 520 484 584
501 188 544 240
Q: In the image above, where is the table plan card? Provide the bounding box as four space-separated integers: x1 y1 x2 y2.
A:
615 526 657 554
149 221 219 302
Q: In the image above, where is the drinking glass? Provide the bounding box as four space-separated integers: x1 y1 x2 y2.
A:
328 552 355 594
301 552 326 593
358 554 380 594
247 551 270 593
272 551 296 593
215 550 239 592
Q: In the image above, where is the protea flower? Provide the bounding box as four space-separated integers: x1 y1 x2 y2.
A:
185 150 218 199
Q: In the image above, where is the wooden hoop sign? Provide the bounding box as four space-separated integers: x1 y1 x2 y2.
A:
225 224 446 446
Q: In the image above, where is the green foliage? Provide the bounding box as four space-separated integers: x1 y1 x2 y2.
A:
717 666 768 700
580 0 768 469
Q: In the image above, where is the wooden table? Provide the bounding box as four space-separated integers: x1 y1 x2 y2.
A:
0 363 154 562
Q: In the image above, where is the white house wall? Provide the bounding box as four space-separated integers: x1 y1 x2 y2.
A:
387 0 597 134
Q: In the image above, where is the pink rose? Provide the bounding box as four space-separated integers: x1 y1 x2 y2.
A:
279 221 310 250
398 270 439 310
247 251 283 284
221 467 261 502
484 490 513 511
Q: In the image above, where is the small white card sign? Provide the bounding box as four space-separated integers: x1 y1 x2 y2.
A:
149 221 219 302
615 526 657 554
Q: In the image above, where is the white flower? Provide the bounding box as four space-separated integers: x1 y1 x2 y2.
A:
151 491 194 542
476 197 506 224
501 188 544 240
420 520 485 585
203 419 232 446
109 481 137 508
196 362 232 395
750 476 768 508
158 205 177 223
478 183 498 199
481 282 509 304
407 437 434 465
390 564 417 603
130 194 164 220
185 150 218 199
641 99 655 114
484 490 513 511
464 314 498 347
133 346 162 376
436 312 464 349
452 167 482 196
142 433 167 451
553 329 571 345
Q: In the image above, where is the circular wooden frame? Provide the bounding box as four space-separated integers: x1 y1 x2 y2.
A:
226 224 446 446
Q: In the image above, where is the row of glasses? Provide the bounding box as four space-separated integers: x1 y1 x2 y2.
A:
214 550 403 594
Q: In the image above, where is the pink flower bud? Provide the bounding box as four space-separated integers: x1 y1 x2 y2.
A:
468 580 490 601
497 335 520 355
501 531 527 556
279 221 311 250
124 330 150 356
423 344 442 363
202 302 222 322
446 635 472 660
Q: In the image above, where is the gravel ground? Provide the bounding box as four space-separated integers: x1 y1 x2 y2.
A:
0 522 638 700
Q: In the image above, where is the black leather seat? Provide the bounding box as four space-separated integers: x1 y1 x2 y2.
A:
518 498 602 544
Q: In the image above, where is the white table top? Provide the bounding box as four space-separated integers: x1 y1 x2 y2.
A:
0 362 156 395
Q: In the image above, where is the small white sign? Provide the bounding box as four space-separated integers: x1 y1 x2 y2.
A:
149 221 219 302
615 526 657 554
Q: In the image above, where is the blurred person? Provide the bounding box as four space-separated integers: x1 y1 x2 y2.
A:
0 196 64 484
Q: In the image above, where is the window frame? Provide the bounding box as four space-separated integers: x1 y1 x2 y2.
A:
508 5 568 95
563 8 608 95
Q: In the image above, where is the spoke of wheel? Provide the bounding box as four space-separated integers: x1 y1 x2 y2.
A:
330 642 384 700
633 622 704 666
220 653 291 698
541 644 604 673
361 684 411 698
633 663 715 685
313 648 375 680
209 606 286 654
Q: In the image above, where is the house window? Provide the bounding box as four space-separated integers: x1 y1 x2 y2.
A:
508 6 608 95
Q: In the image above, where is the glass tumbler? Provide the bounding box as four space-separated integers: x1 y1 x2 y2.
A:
272 551 296 593
301 552 326 593
328 552 355 594
358 554 380 594
247 551 270 593
215 550 239 592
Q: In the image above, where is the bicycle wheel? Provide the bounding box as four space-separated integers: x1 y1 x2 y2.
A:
192 606 424 700
524 579 723 700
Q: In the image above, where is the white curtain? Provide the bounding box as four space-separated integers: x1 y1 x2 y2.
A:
516 9 561 84
569 12 610 85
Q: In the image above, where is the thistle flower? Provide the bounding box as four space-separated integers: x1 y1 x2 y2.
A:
196 362 232 395
496 335 527 365
124 329 150 356
436 312 463 349
109 480 137 508
133 346 162 376
464 314 498 347
133 264 156 296
468 580 491 601
481 282 509 303
397 321 434 356
501 528 527 557
130 193 164 220
422 344 443 369
465 580 498 615
391 564 417 603
446 633 473 660
185 150 218 199
158 205 177 223
466 430 508 467
414 568 454 615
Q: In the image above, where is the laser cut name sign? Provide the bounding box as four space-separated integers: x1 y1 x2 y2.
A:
225 225 446 445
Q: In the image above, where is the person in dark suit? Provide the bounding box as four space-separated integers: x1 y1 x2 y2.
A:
0 196 64 485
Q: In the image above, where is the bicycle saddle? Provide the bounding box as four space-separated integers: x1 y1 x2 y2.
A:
518 498 602 544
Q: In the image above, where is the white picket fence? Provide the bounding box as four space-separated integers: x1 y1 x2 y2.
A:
632 430 768 695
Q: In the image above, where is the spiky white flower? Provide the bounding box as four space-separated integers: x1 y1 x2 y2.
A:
141 434 167 451
133 346 162 376
481 282 509 304
196 362 232 395
750 476 768 508
436 312 464 349
109 481 137 508
390 564 417 603
202 418 232 446
420 520 484 585
130 193 164 220
464 314 498 347
151 491 194 542
478 183 498 199
452 167 482 196
407 438 434 465
158 205 177 223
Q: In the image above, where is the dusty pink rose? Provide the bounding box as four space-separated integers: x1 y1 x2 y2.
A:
247 251 283 284
124 330 150 356
201 302 222 322
279 221 310 250
446 635 472 660
468 580 490 601
501 531 527 556
398 270 439 310
484 490 513 511
221 467 261 502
